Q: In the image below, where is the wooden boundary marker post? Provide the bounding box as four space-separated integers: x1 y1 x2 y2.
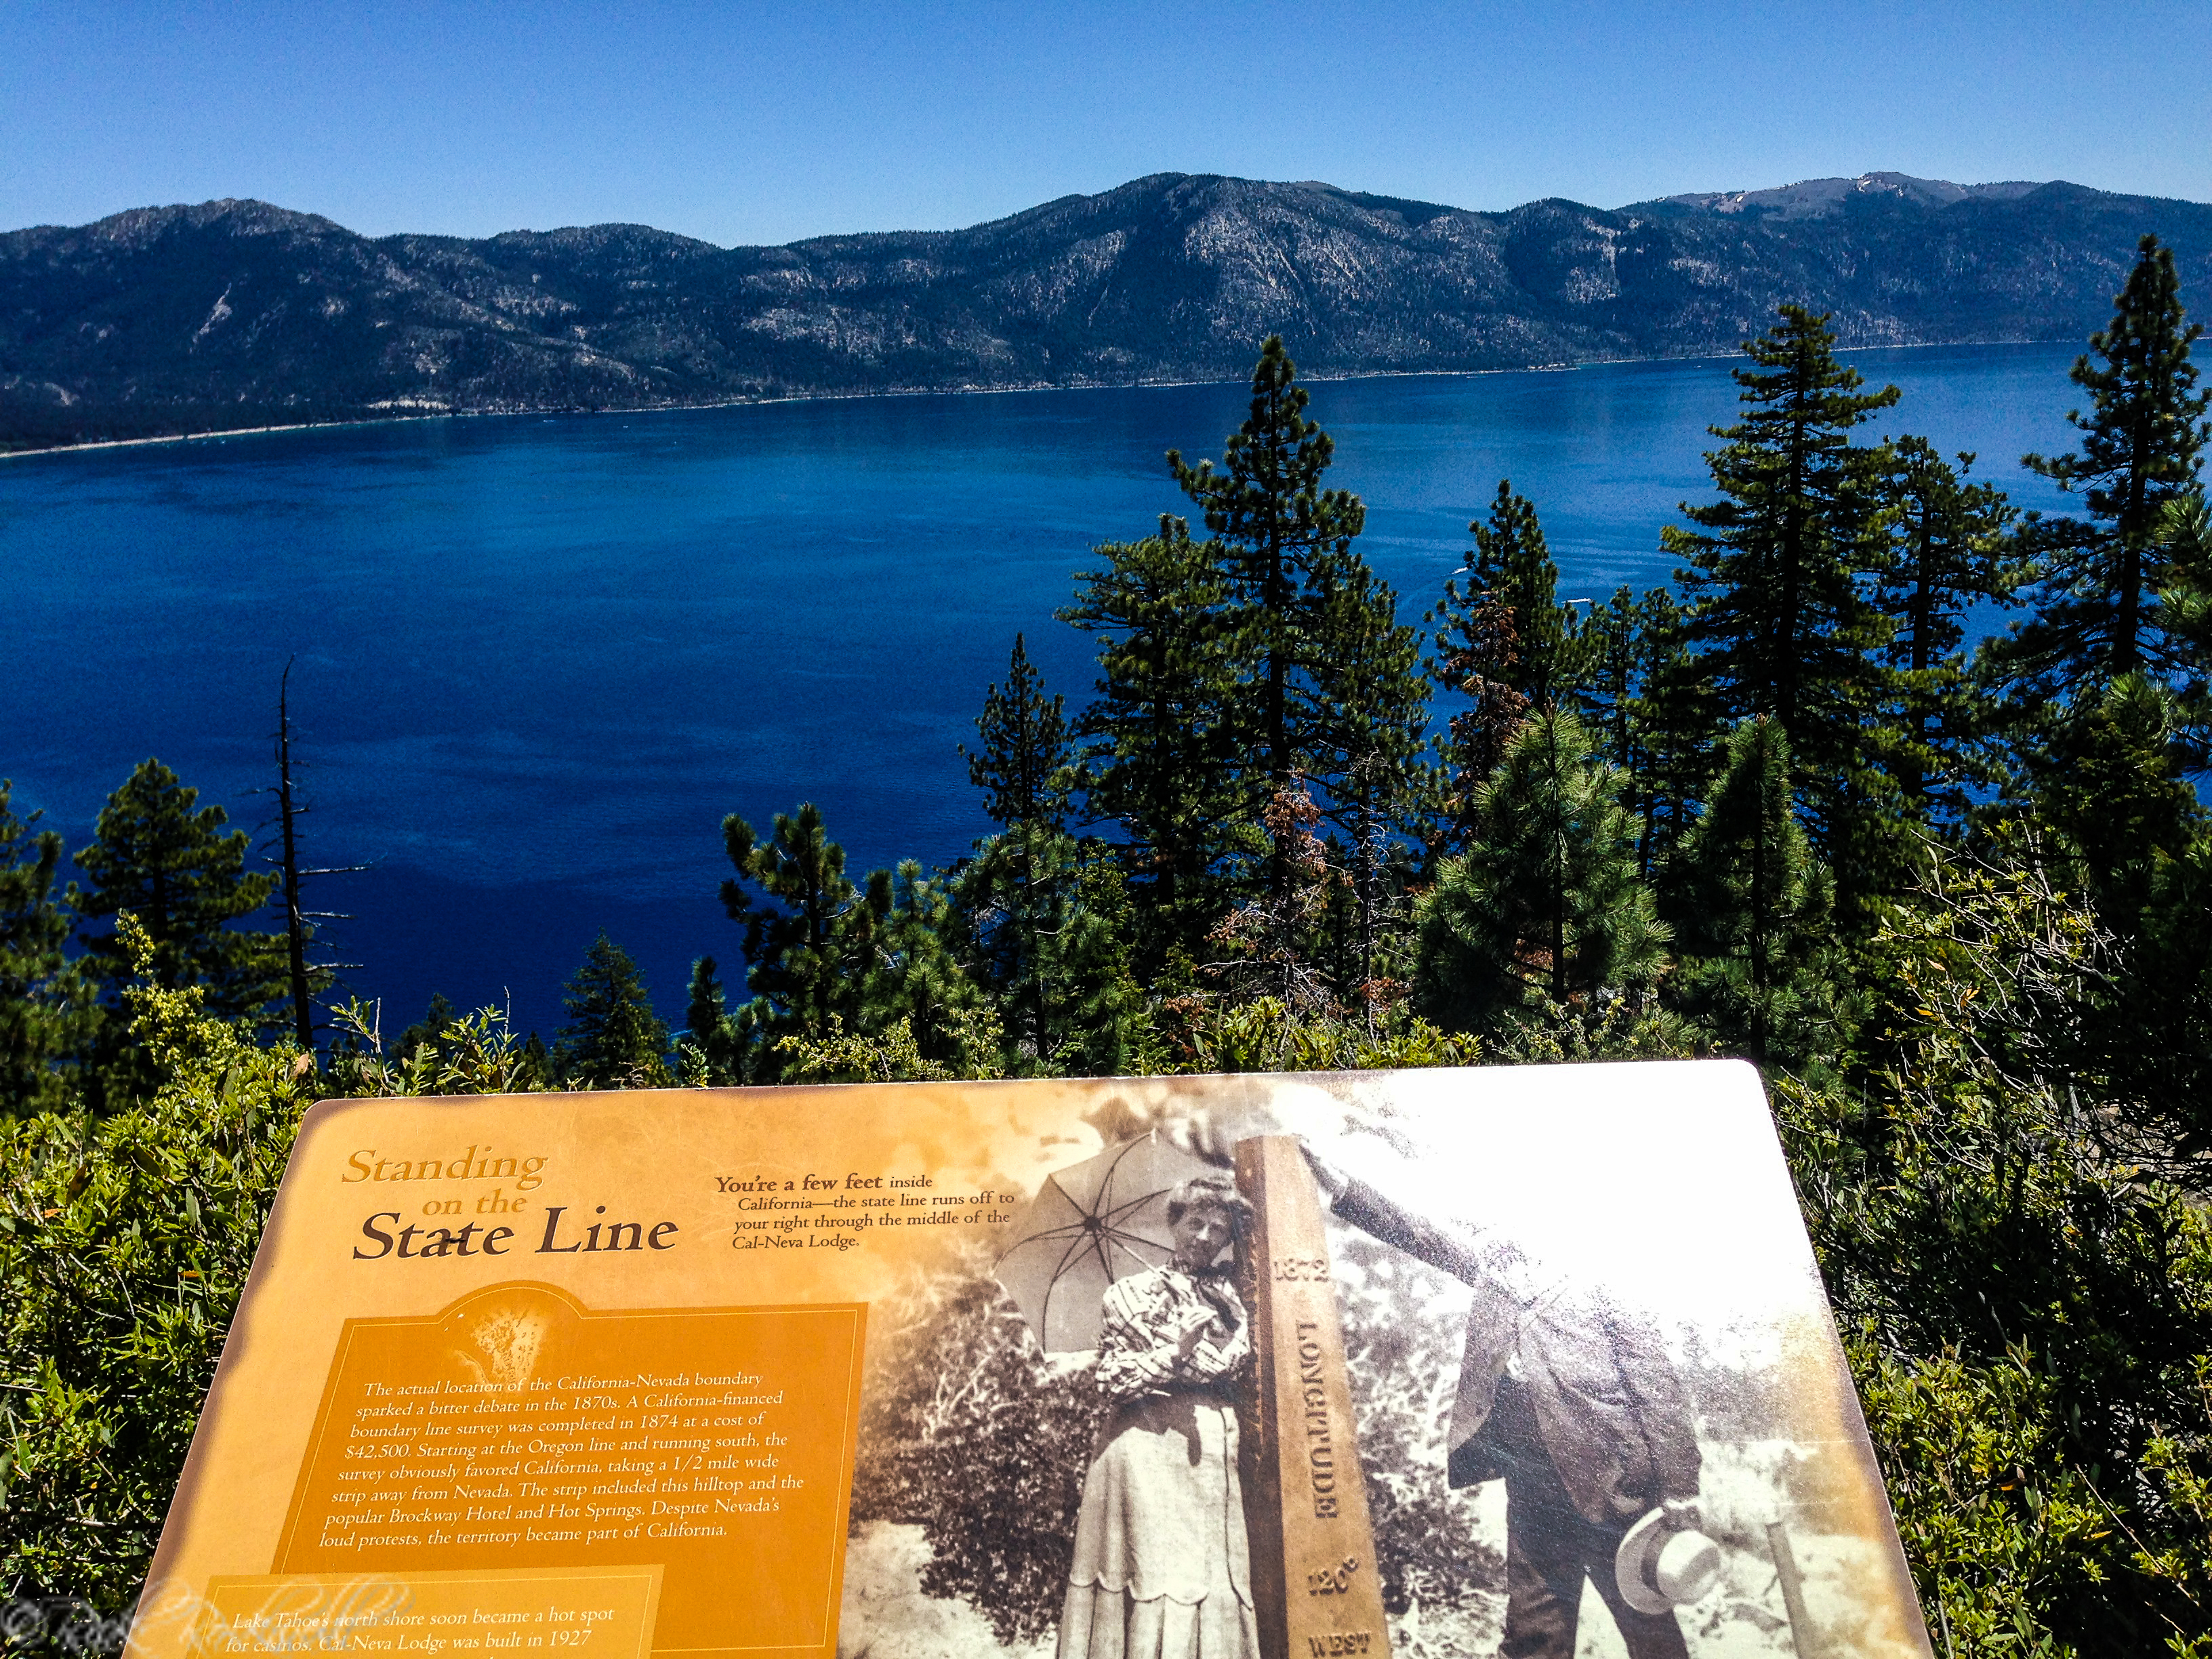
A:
1234 1135 1392 1659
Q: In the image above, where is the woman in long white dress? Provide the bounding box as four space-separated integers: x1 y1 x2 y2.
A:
1058 1174 1259 1659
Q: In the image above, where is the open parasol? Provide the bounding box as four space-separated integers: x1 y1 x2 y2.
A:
994 1130 1220 1353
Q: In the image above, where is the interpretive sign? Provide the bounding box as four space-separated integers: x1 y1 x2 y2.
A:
130 1063 1934 1659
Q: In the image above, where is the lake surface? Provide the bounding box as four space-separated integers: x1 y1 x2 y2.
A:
1 343 2084 1038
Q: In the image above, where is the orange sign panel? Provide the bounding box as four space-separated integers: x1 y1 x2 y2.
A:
269 1286 861 1657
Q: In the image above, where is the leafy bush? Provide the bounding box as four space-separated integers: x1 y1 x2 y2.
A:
1782 857 2212 1656
1 920 310 1628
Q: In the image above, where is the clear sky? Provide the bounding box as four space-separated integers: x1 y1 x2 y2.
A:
6 0 2209 247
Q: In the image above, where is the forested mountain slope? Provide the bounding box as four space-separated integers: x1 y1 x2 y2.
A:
5 169 2209 449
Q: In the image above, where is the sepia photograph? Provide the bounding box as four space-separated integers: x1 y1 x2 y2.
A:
836 1068 1927 1659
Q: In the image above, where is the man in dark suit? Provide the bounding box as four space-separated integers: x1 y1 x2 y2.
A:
1305 1149 1704 1659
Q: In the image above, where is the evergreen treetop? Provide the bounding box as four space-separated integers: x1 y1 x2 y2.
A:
962 633 1071 831
954 825 1136 1075
1672 716 1839 1066
848 859 992 1073
1302 550 1432 855
554 933 670 1088
678 956 741 1085
1866 438 2017 818
720 802 870 1046
1168 336 1366 795
1467 479 1581 708
1427 573 1530 857
1620 587 1714 877
2006 234 2209 689
70 759 287 1026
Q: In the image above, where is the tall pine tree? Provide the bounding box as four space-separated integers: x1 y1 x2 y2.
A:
2001 235 2209 693
1425 575 1529 859
2029 673 2205 928
954 828 1136 1074
678 956 743 1084
956 632 1123 1067
1868 437 2017 820
1466 480 1582 708
1664 306 1901 914
1059 523 1247 962
1303 552 1431 989
1623 588 1716 878
1572 584 1715 879
852 860 994 1073
1169 337 1366 820
1576 586 1643 777
720 802 874 1063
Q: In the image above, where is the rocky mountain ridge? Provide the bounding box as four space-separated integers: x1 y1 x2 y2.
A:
5 171 2208 451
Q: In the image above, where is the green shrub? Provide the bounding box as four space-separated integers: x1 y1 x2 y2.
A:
1 920 311 1629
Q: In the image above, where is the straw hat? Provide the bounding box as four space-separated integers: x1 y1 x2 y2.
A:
1615 1507 1724 1614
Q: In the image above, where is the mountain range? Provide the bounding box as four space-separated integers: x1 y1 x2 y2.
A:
5 170 2209 452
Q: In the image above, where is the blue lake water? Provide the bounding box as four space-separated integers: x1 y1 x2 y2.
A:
1 343 2084 1038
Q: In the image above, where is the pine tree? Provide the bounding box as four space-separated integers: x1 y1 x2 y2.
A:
1867 438 2017 819
1624 588 1716 877
1663 306 1901 914
1426 576 1529 857
1059 523 1248 962
955 634 1100 1063
1303 554 1431 988
2154 493 2212 689
678 956 743 1084
554 933 671 1088
1576 586 1642 775
954 829 1136 1073
1169 337 1366 811
961 634 1072 832
1414 708 1667 1033
1467 480 1582 708
2030 673 2205 928
1671 716 1839 1065
1572 584 1702 877
720 802 875 1067
256 662 362 1051
2001 236 2209 693
854 859 994 1069
70 759 287 1027
1 783 96 1115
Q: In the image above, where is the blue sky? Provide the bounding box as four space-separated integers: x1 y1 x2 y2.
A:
6 0 2209 245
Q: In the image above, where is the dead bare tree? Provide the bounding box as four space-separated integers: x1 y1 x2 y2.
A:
258 659 365 1050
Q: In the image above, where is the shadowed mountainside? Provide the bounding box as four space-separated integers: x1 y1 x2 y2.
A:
5 170 2209 451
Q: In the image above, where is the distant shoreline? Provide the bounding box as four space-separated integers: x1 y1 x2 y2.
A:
0 337 2074 464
